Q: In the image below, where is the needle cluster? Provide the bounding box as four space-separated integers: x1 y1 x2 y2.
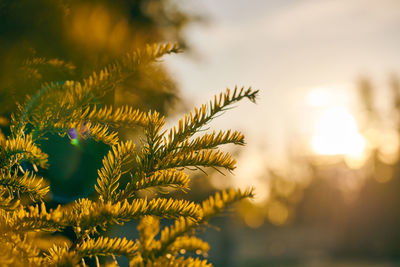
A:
0 43 258 266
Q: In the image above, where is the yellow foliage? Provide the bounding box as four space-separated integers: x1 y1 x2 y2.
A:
0 43 258 266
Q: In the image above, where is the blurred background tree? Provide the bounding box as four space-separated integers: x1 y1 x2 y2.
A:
229 75 400 266
0 0 201 116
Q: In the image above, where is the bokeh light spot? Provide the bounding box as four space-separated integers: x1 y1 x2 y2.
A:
267 201 289 226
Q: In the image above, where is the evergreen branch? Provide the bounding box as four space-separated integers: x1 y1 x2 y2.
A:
142 111 166 172
117 169 189 203
157 150 236 171
151 217 195 259
0 241 46 267
201 188 254 219
0 232 42 266
52 81 95 116
5 203 66 233
72 198 201 235
1 36 257 266
14 43 179 138
144 256 213 267
173 130 245 153
144 42 182 59
83 105 149 128
131 170 190 192
0 242 45 267
87 123 119 146
13 82 66 134
0 171 49 202
0 192 20 211
168 236 210 255
32 119 118 147
162 87 258 155
0 242 32 266
22 57 75 73
31 119 80 141
77 237 139 258
153 189 253 258
95 141 136 203
21 57 75 85
82 43 180 98
0 135 48 169
23 82 95 141
45 244 80 267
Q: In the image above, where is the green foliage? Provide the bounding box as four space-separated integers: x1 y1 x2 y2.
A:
0 42 258 266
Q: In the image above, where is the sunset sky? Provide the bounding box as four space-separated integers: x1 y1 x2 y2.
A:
165 0 400 201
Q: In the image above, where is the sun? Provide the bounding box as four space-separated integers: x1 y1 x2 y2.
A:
311 106 366 157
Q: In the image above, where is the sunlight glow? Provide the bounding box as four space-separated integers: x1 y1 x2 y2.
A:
311 107 366 157
307 88 330 107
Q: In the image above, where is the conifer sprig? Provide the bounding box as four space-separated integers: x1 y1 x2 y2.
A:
45 244 80 267
22 57 76 78
142 111 167 172
143 256 213 267
158 149 236 171
96 141 136 203
0 135 48 169
70 198 201 236
168 236 210 255
4 203 65 233
0 41 258 266
82 42 180 98
162 87 258 156
132 169 190 191
0 192 20 211
77 237 139 258
201 188 254 219
0 232 42 266
85 123 120 146
152 189 254 259
0 171 49 202
14 43 179 140
176 130 245 152
83 105 149 128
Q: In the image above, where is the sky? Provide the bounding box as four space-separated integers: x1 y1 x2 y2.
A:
164 0 400 201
